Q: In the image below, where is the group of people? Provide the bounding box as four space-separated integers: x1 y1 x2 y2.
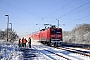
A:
18 37 31 48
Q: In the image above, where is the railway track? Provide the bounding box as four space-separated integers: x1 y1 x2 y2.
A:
40 47 90 60
29 40 90 60
44 49 70 60
56 47 90 57
32 45 72 60
43 46 90 60
33 45 90 60
44 42 90 57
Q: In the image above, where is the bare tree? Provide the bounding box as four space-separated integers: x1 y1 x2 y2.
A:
63 23 90 44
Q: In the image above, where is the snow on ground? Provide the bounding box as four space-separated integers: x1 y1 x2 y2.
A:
0 40 23 60
0 39 90 60
31 40 90 60
31 40 66 60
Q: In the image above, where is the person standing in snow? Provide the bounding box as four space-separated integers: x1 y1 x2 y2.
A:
28 37 31 48
18 39 21 47
21 37 24 47
23 38 27 48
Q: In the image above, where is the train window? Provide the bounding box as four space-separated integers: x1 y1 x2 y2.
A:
56 29 61 34
51 28 62 34
51 29 56 34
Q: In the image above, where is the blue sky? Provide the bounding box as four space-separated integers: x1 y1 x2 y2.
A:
0 0 90 37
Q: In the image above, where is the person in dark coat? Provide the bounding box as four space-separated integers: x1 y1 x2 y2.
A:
18 39 21 47
21 37 24 47
28 37 31 48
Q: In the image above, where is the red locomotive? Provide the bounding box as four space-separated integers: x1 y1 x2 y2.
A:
31 25 63 46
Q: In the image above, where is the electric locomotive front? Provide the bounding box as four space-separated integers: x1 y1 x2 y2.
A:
50 28 62 46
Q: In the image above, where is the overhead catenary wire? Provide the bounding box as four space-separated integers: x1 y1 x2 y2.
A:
2 7 90 23
44 0 75 19
53 6 90 23
64 15 90 25
13 23 44 25
1 0 42 18
50 1 90 23
32 15 90 32
65 6 90 17
57 1 90 19
1 0 90 30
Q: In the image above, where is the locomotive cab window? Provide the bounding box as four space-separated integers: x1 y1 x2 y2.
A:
51 29 56 34
56 29 61 34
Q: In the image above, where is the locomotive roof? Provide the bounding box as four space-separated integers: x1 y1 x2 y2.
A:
40 27 62 31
